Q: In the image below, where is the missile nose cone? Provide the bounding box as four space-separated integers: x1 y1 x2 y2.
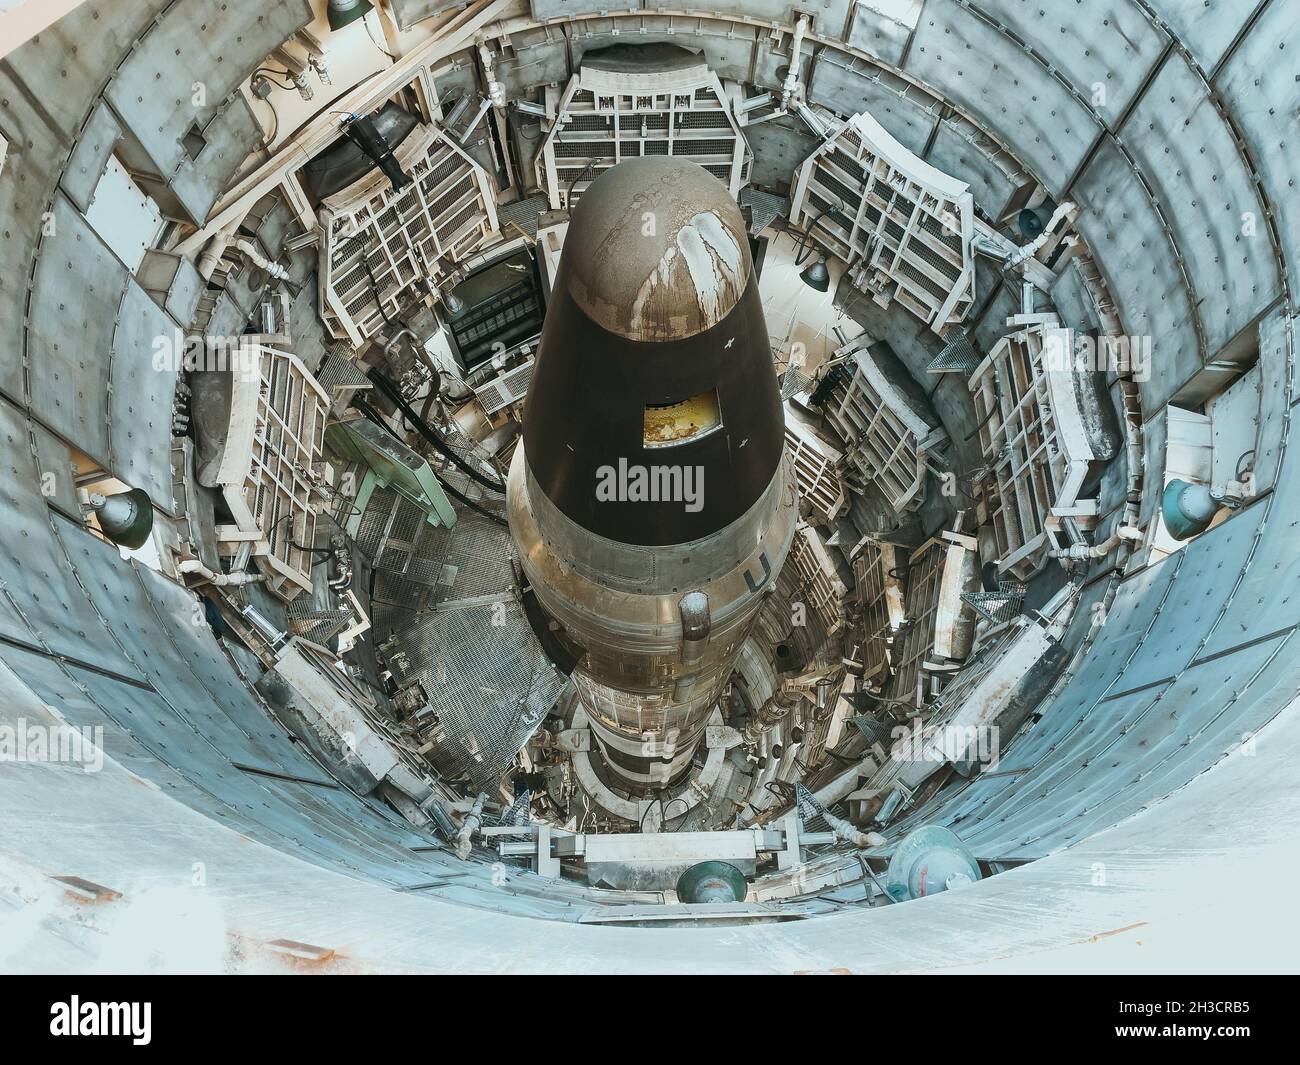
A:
563 156 751 342
521 158 785 548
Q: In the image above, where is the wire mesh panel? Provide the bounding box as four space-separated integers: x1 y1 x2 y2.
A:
387 599 567 792
473 356 535 416
851 539 906 686
962 581 1027 626
784 416 847 524
740 187 787 234
928 329 981 375
968 318 1100 579
887 532 980 710
210 344 329 602
822 339 946 514
536 51 751 209
319 124 498 344
360 482 559 789
790 111 974 334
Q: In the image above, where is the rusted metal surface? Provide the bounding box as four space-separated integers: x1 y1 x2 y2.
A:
644 389 723 446
563 157 752 342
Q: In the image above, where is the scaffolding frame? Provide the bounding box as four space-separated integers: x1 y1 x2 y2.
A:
822 340 947 514
319 123 498 345
210 344 329 602
790 111 974 334
535 56 750 210
887 531 979 710
851 538 906 687
968 315 1100 579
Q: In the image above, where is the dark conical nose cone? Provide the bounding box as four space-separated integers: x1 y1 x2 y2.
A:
522 157 785 547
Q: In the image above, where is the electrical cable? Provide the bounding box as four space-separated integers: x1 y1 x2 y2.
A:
566 158 596 207
363 12 398 61
965 366 1003 443
367 369 507 494
661 796 690 829
258 97 279 147
351 396 508 527
253 66 298 90
639 798 662 833
792 200 845 266
343 231 398 329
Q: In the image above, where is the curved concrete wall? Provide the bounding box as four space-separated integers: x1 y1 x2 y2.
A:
1 0 1297 970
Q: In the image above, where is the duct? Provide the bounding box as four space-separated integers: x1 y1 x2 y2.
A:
780 15 809 110
821 807 884 851
197 221 242 281
1006 201 1076 268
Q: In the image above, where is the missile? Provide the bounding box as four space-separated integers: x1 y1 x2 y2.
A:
507 156 797 800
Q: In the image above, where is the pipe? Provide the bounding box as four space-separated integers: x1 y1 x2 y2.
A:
794 102 829 138
328 537 353 591
176 558 267 587
232 238 290 281
1008 201 1076 268
781 15 809 109
197 221 241 280
478 41 505 109
822 806 885 850
1050 524 1142 561
455 791 487 859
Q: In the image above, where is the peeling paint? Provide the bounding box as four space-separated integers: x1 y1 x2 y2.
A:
630 210 745 338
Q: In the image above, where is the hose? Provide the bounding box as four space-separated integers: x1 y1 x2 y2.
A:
351 396 508 528
367 369 506 494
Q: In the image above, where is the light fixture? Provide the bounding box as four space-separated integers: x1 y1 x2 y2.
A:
435 254 465 317
343 112 411 192
799 252 830 292
87 488 154 550
676 861 747 904
1161 478 1221 541
326 0 373 32
885 825 981 901
1018 205 1051 240
442 289 466 317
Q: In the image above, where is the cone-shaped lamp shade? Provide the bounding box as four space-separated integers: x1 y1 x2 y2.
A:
90 488 154 550
800 254 830 292
327 0 373 32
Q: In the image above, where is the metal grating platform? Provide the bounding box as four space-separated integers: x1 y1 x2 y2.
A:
927 330 981 375
740 187 787 234
961 582 1027 625
495 193 549 241
359 486 561 789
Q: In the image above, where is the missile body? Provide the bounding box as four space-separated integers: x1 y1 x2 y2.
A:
507 157 797 796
